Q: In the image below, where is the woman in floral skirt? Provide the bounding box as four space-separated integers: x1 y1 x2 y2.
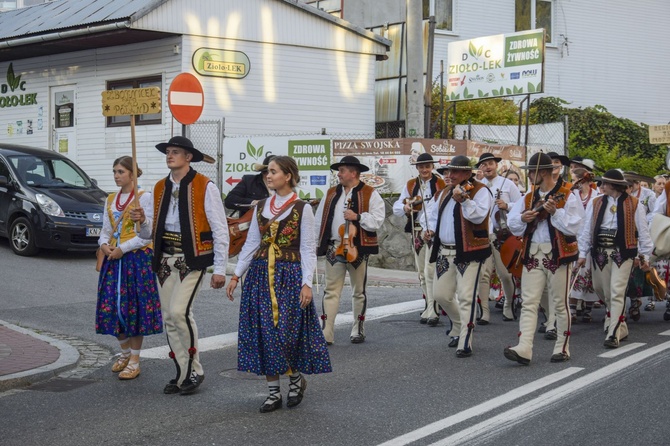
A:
97 156 162 380
226 156 331 413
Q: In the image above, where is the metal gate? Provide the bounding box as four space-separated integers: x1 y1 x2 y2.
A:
185 119 224 191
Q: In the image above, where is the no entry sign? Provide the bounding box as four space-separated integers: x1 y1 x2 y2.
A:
168 73 204 125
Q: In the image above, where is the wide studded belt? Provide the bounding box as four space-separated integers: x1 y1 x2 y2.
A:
597 229 617 248
162 231 183 254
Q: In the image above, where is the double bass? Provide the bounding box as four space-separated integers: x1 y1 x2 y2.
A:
335 199 358 263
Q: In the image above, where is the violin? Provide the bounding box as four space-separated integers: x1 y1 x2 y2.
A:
403 195 424 212
453 181 474 201
335 199 359 263
570 173 593 191
493 188 511 241
529 192 566 222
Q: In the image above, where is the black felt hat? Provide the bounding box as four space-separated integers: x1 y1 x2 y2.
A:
436 155 472 174
475 152 502 168
330 155 370 172
410 153 438 165
546 151 570 167
155 136 205 163
595 169 630 186
520 153 554 170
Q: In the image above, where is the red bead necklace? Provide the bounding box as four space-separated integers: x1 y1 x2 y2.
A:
115 189 135 211
269 193 297 215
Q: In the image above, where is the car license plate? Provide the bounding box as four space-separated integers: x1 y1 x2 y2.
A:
86 227 101 237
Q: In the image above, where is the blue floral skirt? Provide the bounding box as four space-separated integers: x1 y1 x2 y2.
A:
96 248 163 337
237 259 332 376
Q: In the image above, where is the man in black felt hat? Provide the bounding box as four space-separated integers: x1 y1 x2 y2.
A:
224 155 276 213
577 169 653 348
503 152 584 365
425 155 493 358
393 153 447 326
474 152 522 324
131 135 229 394
315 155 385 344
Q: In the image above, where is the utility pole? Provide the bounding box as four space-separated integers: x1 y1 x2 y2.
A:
406 0 424 137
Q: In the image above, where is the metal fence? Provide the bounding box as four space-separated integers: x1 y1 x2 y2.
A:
185 119 224 191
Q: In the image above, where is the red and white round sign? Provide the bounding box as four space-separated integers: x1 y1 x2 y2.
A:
168 73 204 125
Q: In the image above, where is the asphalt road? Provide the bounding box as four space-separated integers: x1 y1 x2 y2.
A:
1 239 670 446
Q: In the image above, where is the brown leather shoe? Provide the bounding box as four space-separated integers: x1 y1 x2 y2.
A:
111 355 130 373
118 363 140 380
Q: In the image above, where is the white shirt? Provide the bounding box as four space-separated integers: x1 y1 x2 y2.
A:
508 188 585 244
234 193 316 288
99 190 153 253
139 173 229 276
649 189 667 224
483 175 522 231
427 184 492 245
314 184 386 242
392 176 437 231
578 194 653 260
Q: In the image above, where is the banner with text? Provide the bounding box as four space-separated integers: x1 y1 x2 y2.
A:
446 29 545 101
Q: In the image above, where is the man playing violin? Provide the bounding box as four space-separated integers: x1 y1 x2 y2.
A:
474 152 522 324
393 153 446 326
315 156 385 344
425 155 493 358
504 152 584 365
577 169 653 348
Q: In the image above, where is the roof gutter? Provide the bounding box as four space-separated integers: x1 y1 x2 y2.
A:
0 20 131 49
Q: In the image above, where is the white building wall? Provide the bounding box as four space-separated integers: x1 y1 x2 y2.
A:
429 0 670 124
182 35 377 137
1 32 378 192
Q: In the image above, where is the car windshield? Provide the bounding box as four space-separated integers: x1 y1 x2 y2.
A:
8 154 92 188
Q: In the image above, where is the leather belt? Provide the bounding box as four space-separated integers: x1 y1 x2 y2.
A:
440 243 457 255
162 231 183 254
597 229 616 248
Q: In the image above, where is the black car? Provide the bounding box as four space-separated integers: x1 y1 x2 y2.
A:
0 144 107 256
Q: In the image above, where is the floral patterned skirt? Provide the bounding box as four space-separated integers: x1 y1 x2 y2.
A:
96 248 163 337
237 259 332 376
572 253 598 301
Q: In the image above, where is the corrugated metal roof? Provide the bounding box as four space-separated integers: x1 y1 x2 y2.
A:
0 0 166 40
0 0 390 49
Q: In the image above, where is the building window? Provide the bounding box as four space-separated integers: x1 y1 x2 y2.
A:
515 0 552 43
423 0 454 31
105 75 162 127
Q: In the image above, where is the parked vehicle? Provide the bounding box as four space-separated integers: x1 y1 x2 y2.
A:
0 144 107 256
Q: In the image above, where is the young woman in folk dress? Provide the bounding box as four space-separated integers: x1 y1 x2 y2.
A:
97 156 162 380
226 156 331 413
570 168 600 322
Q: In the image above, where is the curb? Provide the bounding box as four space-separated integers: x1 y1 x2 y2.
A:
0 320 80 392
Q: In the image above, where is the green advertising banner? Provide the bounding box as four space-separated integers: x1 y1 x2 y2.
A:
288 139 331 171
446 29 545 101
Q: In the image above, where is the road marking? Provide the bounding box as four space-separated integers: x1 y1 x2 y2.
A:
659 329 670 336
376 367 583 446
142 299 425 359
597 342 645 358
426 340 670 446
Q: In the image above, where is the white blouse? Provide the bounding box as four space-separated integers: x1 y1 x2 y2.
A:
234 193 317 288
98 190 153 254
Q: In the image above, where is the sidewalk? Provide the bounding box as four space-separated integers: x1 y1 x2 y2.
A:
0 265 418 392
0 320 80 392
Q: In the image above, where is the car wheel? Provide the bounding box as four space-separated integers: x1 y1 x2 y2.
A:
10 216 39 256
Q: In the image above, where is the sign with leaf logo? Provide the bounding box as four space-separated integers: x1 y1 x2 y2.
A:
446 29 545 102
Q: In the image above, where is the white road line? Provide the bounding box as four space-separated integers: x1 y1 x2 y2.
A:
659 329 670 336
428 340 670 446
376 367 584 446
597 342 645 358
142 299 425 359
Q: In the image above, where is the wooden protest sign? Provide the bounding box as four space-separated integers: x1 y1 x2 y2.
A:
101 87 162 218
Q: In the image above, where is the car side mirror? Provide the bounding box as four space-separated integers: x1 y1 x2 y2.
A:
91 178 98 186
0 175 8 187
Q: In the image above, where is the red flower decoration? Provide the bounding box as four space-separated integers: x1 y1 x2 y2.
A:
467 322 475 329
606 311 611 317
188 347 197 356
168 351 175 359
320 314 327 320
358 315 365 321
619 315 626 322
281 226 294 236
517 331 522 337
564 330 571 336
